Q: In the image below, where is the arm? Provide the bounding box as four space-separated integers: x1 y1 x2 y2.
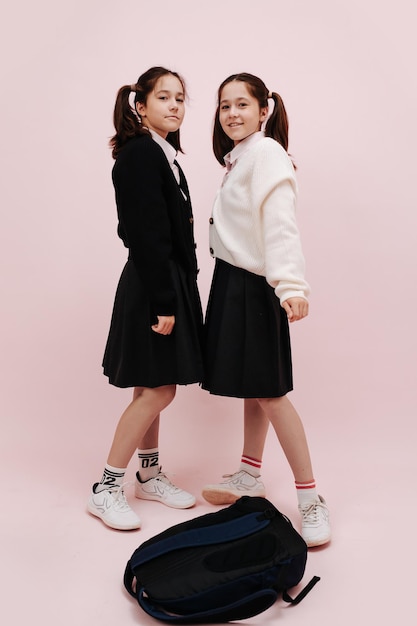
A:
113 138 176 318
252 140 310 317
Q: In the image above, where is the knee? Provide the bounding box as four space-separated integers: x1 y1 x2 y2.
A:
157 385 176 409
257 395 286 411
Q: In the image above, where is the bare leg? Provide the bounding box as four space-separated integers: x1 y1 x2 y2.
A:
133 387 160 449
257 395 314 483
257 396 331 547
201 399 268 505
107 385 176 468
242 398 270 460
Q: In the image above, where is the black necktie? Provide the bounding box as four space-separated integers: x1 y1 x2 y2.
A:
174 160 189 199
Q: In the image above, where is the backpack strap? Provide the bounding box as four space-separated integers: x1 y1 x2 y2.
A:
123 561 137 599
129 511 271 569
282 575 321 605
136 586 279 624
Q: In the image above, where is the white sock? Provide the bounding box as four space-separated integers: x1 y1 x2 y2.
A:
137 447 159 482
239 455 262 478
295 480 319 506
96 463 126 492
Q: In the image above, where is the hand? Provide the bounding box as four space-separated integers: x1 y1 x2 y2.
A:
151 315 175 335
281 298 309 323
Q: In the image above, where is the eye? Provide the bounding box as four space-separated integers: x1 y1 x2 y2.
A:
176 97 184 103
220 104 229 110
159 96 168 100
239 102 248 107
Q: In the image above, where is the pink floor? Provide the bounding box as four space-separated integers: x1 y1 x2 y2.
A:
1 1 416 623
2 386 414 625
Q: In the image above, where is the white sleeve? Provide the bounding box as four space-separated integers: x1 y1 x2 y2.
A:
250 140 310 303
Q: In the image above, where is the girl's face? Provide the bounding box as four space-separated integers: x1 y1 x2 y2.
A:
136 75 185 138
219 81 268 145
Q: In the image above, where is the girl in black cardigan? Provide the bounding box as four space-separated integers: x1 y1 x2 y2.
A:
88 67 203 530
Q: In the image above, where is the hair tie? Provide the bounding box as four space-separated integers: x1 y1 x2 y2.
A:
130 84 137 92
268 91 273 99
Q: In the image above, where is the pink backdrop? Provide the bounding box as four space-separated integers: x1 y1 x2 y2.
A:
1 1 416 624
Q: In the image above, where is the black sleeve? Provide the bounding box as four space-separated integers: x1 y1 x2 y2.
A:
112 137 176 315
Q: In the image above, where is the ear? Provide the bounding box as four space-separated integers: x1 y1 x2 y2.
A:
136 102 146 117
260 107 268 122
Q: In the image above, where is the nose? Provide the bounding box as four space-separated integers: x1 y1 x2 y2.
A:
169 98 179 110
228 105 238 117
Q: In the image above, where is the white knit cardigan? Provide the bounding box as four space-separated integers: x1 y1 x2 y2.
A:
209 133 310 304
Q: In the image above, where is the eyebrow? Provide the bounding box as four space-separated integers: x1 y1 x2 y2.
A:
155 89 184 97
220 97 250 104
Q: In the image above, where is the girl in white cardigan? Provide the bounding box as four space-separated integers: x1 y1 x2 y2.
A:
202 73 330 547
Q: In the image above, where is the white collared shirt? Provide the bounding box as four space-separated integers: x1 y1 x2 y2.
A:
223 130 265 172
149 129 180 185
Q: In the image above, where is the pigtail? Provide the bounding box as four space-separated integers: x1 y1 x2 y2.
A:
266 91 296 169
265 92 289 152
109 84 146 159
213 114 234 166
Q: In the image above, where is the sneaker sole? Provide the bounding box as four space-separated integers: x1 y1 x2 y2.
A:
305 534 331 548
86 505 141 531
201 488 267 506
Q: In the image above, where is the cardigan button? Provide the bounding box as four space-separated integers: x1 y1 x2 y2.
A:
209 247 214 254
209 217 214 224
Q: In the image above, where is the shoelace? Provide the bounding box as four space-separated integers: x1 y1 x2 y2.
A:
220 471 247 483
109 481 134 511
154 472 182 493
300 501 323 525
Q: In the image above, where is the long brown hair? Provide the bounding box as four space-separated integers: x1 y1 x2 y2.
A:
110 66 187 159
212 72 292 166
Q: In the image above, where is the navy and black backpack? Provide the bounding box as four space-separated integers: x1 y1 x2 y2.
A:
124 496 320 623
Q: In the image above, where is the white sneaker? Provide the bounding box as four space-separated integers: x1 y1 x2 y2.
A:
87 483 141 530
202 470 266 505
135 470 196 509
299 495 331 547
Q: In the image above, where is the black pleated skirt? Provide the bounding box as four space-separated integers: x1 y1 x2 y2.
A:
202 259 293 398
103 260 204 388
